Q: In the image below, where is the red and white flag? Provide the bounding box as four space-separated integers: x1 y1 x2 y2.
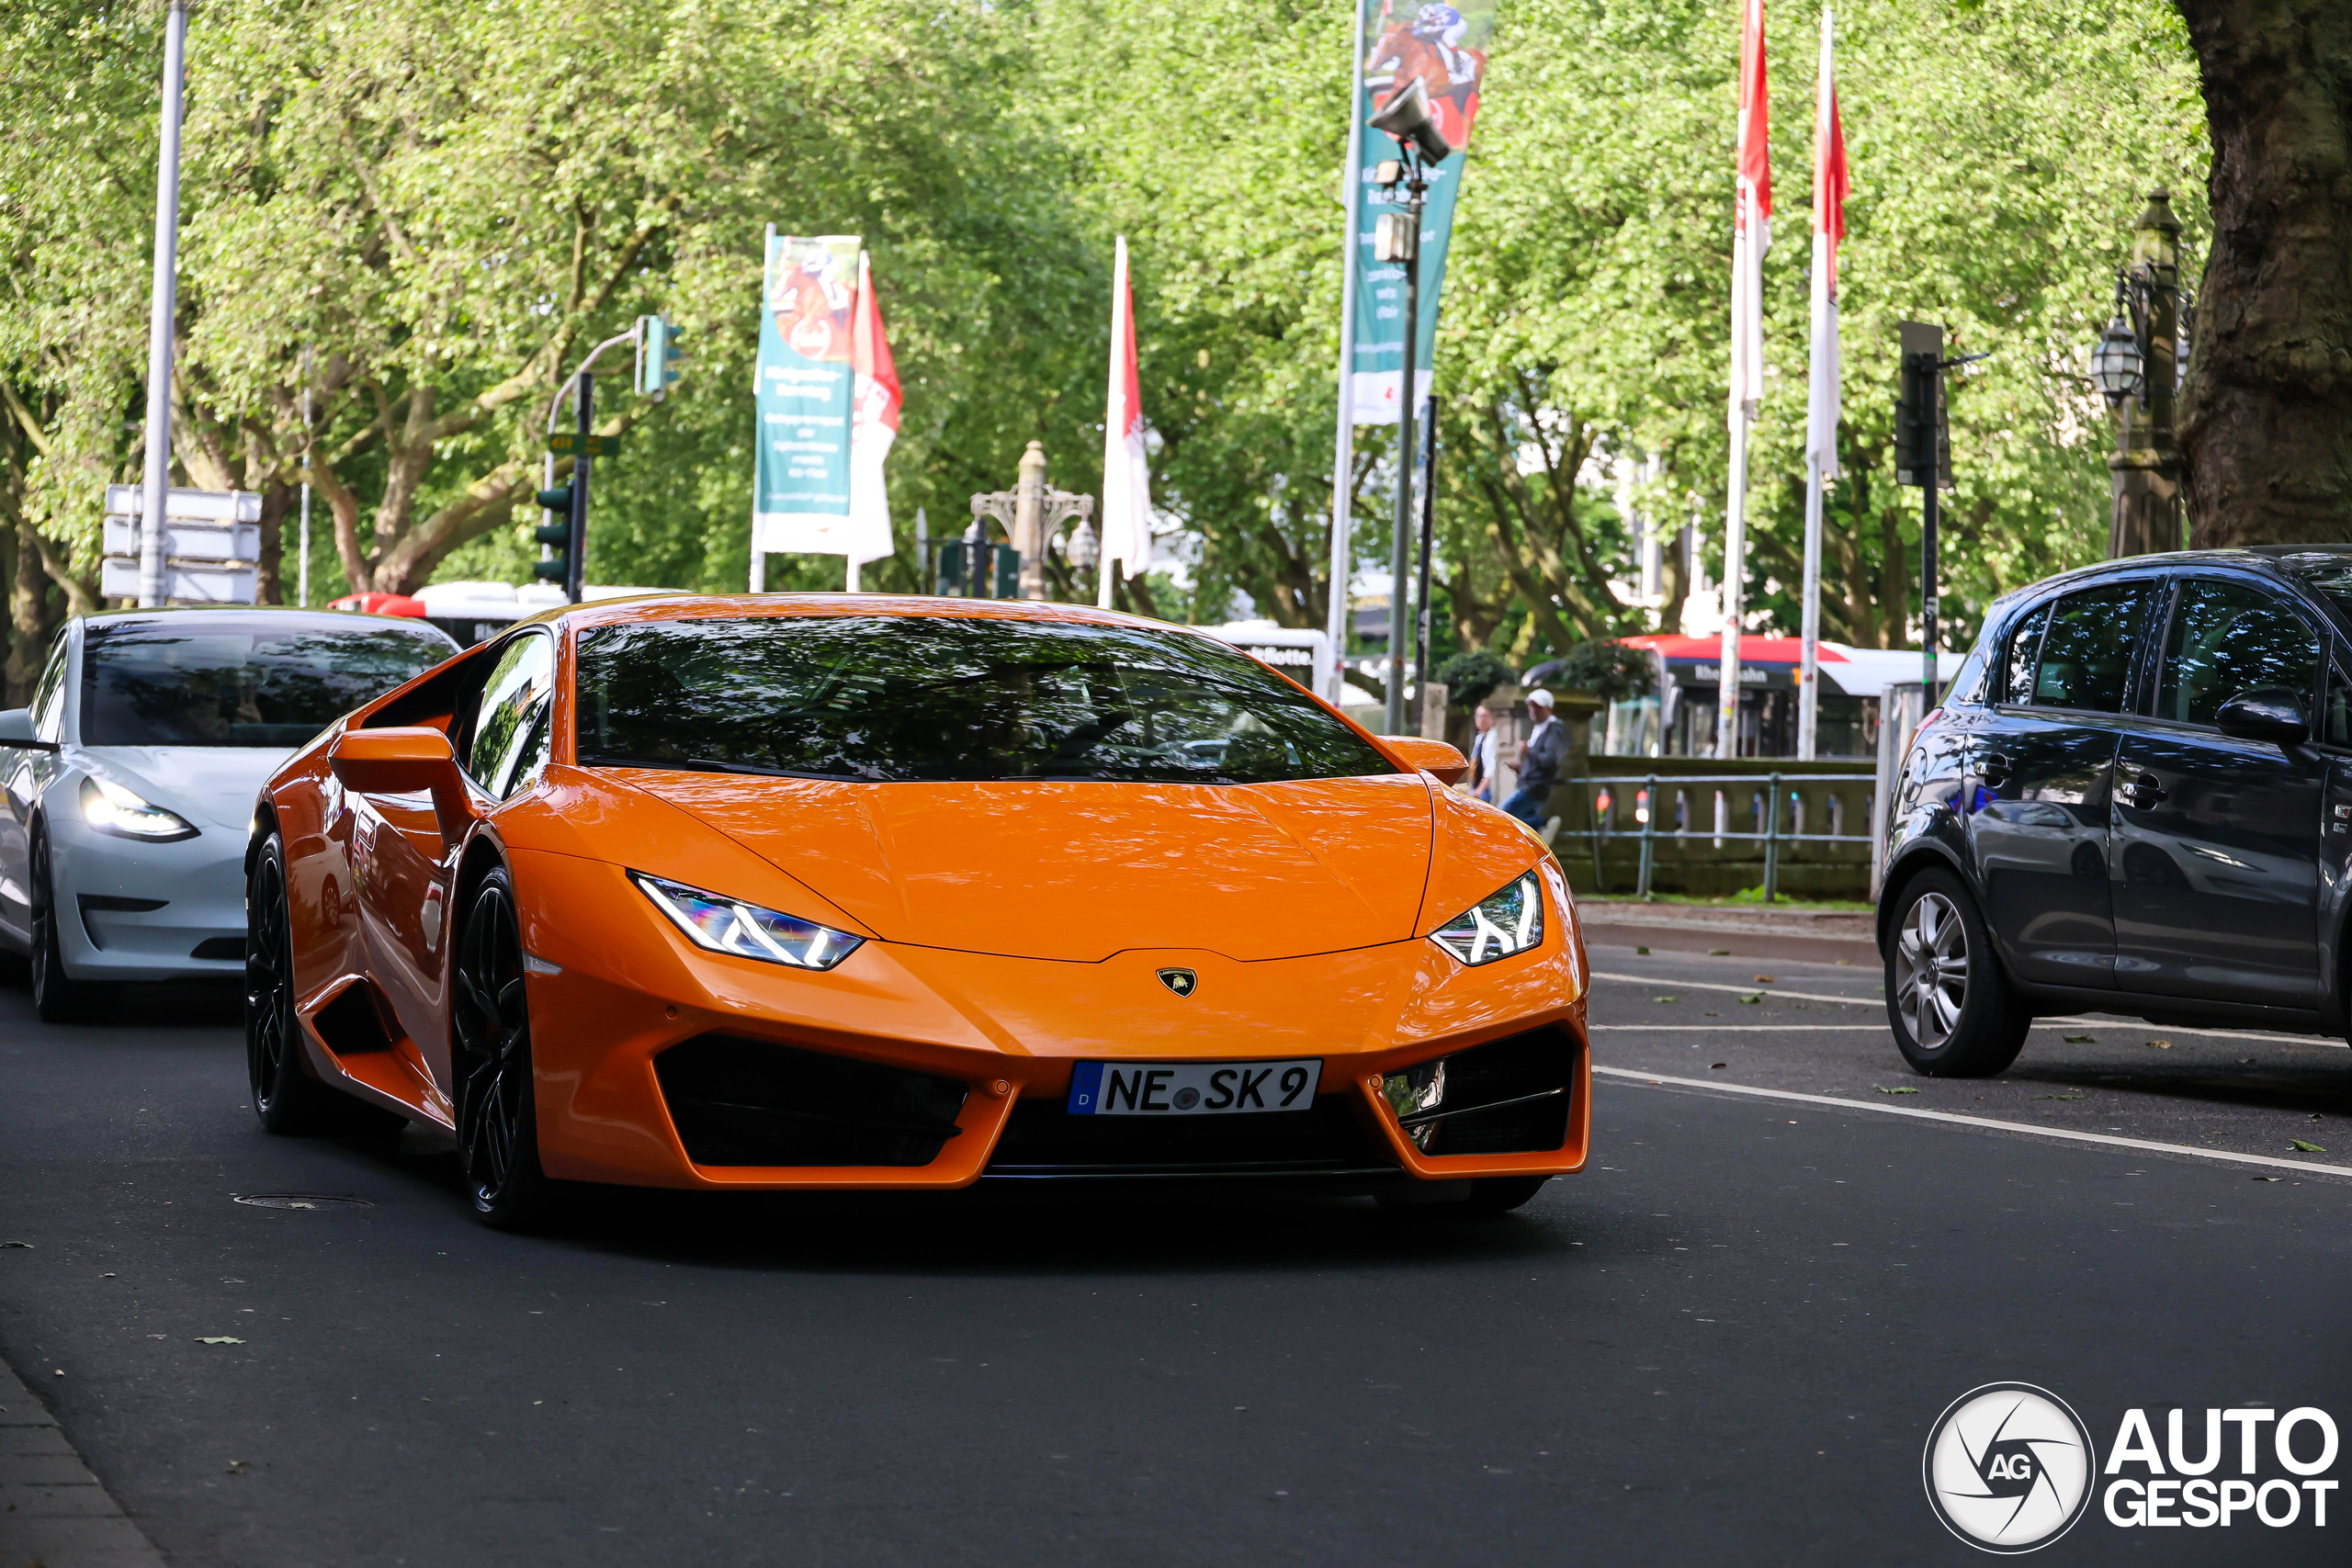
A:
1099 235 1152 606
1806 7 1847 479
1728 0 1771 420
847 249 901 576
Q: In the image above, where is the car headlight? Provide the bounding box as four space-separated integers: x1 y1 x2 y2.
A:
79 776 198 841
629 871 865 971
1429 871 1544 965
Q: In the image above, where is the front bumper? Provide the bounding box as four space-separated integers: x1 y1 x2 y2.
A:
506 850 1591 1190
49 809 247 982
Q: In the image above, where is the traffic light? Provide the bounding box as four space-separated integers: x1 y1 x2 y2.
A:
637 314 686 396
533 484 574 584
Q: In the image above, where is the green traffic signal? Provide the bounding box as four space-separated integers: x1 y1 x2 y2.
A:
536 484 574 513
532 521 571 548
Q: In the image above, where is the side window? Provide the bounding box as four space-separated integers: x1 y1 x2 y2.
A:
2328 665 2352 749
2155 580 2319 729
2000 604 2050 705
28 633 68 740
2029 584 2148 713
464 632 556 799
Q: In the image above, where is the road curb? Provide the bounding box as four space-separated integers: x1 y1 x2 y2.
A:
0 1352 166 1568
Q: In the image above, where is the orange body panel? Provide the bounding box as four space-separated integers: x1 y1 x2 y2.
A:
258 594 1593 1193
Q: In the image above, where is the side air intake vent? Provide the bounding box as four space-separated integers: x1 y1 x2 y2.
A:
654 1034 968 1168
1381 1028 1577 1156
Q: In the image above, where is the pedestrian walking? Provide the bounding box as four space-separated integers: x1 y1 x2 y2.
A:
1467 703 1498 802
1500 687 1566 837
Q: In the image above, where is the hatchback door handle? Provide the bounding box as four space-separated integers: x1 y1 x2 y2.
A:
1979 751 2012 786
2121 772 2167 810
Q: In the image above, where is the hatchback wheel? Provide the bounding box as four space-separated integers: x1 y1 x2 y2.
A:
29 827 94 1022
452 868 551 1228
1885 868 2029 1077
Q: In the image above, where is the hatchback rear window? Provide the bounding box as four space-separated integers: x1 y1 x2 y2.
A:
574 615 1396 784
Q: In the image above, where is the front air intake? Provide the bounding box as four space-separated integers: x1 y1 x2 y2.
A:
653 1034 968 1168
1382 1027 1577 1156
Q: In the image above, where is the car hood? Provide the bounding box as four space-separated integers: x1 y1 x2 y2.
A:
619 772 1436 963
75 745 294 831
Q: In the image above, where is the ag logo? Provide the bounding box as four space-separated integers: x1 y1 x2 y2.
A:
1924 1383 2097 1552
1156 968 1197 998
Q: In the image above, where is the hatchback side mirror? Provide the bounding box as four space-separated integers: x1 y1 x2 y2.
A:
2215 688 2311 748
1381 735 1471 786
328 726 477 842
0 707 57 753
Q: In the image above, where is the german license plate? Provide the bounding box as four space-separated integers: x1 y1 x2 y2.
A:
1067 1058 1322 1116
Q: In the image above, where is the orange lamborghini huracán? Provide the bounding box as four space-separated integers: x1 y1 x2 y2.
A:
245 596 1591 1225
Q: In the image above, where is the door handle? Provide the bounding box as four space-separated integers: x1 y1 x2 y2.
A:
2121 771 2167 810
1978 751 2012 787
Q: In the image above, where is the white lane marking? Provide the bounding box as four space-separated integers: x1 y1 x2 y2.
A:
1595 971 1878 1006
1596 972 2341 1050
1596 1024 1891 1032
1592 1065 2352 1179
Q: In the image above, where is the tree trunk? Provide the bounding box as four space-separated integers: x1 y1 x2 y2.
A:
2175 0 2352 543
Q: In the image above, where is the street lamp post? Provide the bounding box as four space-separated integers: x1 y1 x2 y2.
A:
1366 79 1452 734
2091 189 2186 558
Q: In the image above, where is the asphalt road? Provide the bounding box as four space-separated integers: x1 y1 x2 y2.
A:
4 950 2350 1567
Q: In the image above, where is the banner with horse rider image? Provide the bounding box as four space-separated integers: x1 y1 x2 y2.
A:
1347 0 1495 425
752 231 864 558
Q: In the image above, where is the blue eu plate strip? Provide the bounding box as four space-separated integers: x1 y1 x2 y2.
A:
1067 1061 1104 1115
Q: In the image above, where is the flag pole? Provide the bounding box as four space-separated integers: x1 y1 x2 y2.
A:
1323 0 1372 703
1717 0 1768 766
1799 6 1843 761
751 224 775 593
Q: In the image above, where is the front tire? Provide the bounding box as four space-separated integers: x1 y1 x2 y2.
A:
1885 868 2029 1077
247 833 336 1133
29 826 94 1022
451 867 550 1228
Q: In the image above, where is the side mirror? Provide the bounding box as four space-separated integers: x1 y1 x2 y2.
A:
328 727 476 842
2215 688 2311 748
0 707 57 753
1381 735 1471 786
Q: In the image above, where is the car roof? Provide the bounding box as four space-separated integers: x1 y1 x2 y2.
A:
1996 546 2352 607
79 604 455 633
513 592 1197 637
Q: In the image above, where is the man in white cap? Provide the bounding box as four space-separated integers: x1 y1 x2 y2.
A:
1501 687 1567 831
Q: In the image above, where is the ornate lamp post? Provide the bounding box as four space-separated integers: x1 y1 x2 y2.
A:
2092 189 2188 558
971 440 1094 601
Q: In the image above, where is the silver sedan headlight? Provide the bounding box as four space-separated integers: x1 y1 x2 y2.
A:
79 776 199 841
1430 871 1544 965
630 872 865 971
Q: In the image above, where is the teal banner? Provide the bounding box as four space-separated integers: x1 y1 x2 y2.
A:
1348 0 1496 425
752 231 863 554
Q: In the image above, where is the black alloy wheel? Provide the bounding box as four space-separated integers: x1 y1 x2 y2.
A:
451 866 549 1227
28 825 93 1022
246 833 334 1133
1884 866 2031 1077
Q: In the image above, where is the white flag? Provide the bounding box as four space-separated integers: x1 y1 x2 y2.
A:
1805 9 1847 479
1099 236 1153 605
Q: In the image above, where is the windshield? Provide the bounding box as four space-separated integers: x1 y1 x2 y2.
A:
2285 558 2352 630
575 615 1396 784
80 618 457 748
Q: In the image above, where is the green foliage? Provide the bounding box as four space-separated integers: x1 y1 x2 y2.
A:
0 0 2213 695
1542 638 1654 703
1433 649 1516 707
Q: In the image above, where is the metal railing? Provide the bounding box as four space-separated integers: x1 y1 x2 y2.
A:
1562 771 1878 902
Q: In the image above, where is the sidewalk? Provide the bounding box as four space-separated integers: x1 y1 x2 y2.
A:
0 1350 166 1568
1576 897 1879 967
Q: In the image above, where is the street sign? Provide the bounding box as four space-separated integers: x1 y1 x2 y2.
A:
100 558 257 604
101 516 259 564
547 432 621 457
103 484 263 522
100 484 264 604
